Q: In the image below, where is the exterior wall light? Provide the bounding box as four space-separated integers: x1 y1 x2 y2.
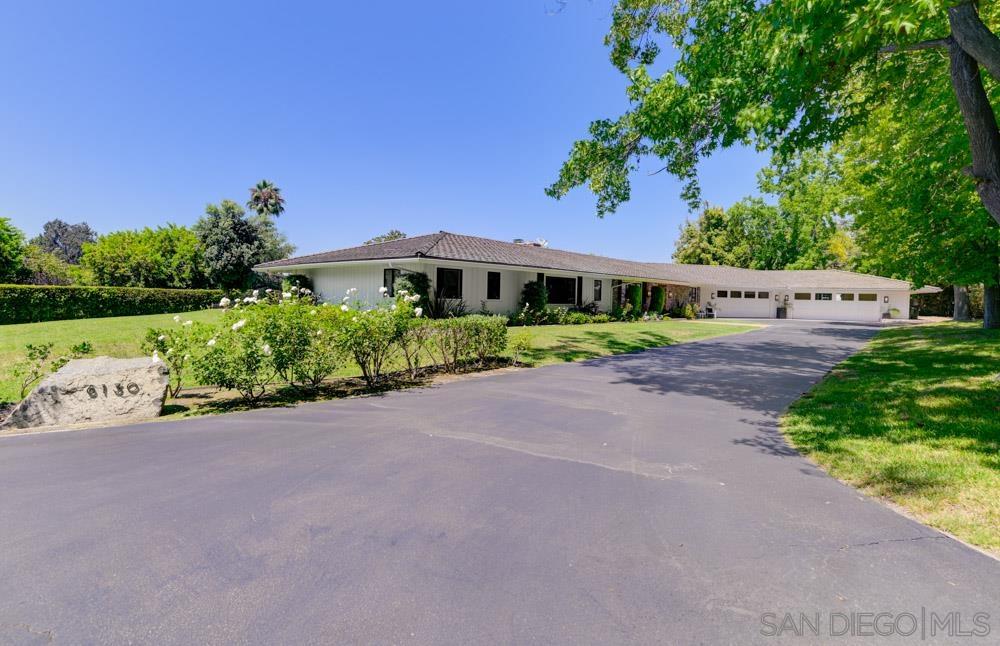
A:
883 296 889 303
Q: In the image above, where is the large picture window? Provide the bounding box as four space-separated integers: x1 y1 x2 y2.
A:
545 276 577 305
436 267 463 299
383 268 400 297
487 271 501 300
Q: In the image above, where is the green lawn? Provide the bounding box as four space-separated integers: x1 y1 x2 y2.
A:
783 322 1000 554
1 311 756 404
0 309 223 402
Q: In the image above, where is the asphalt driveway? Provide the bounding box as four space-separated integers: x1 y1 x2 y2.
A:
1 320 997 644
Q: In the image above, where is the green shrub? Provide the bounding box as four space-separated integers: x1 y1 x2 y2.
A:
193 312 279 404
335 304 409 387
464 315 508 365
564 311 591 325
509 330 532 366
429 317 472 372
0 284 223 324
626 283 643 317
397 272 431 306
591 313 611 323
683 303 698 320
520 280 548 314
142 316 214 397
10 341 94 399
650 286 666 314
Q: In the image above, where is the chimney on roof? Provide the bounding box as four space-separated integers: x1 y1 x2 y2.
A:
512 238 525 244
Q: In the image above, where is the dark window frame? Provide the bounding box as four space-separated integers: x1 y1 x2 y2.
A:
545 275 577 305
757 291 769 299
593 279 603 302
436 267 463 299
486 271 501 300
744 291 756 299
730 290 743 298
794 293 811 300
717 290 728 298
858 293 877 302
816 293 833 301
838 293 855 301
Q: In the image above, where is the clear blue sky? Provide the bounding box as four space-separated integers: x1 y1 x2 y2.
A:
1 0 767 262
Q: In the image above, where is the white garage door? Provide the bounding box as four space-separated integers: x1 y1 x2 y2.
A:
714 290 774 318
788 292 880 321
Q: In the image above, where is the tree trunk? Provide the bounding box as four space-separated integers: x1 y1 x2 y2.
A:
984 281 1000 329
949 3 1000 82
948 39 1000 228
954 285 973 321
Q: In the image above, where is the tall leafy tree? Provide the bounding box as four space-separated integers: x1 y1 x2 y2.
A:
674 149 855 270
246 180 285 219
546 1 1000 230
194 201 266 289
0 217 26 282
839 54 1000 326
364 230 407 245
29 219 96 264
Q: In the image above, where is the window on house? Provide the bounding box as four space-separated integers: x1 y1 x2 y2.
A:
545 276 577 304
730 290 743 298
837 293 855 301
383 268 400 297
816 293 833 301
794 293 811 300
858 293 877 302
487 271 501 300
593 279 602 302
744 291 756 299
717 290 728 298
436 267 463 299
758 291 769 299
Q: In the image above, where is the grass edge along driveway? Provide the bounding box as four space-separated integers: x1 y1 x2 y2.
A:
1 310 759 405
782 322 1000 555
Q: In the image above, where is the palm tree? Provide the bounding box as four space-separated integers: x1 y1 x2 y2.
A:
246 180 285 218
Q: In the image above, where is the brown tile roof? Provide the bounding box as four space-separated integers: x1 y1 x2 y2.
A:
255 231 932 291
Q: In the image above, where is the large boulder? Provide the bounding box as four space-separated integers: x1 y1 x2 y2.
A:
1 357 170 431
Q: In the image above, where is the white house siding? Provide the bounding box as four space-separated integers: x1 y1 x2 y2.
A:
305 262 423 306
697 285 910 321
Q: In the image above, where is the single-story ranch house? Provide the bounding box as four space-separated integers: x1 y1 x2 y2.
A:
255 231 938 322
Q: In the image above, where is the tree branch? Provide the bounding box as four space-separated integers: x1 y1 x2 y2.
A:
880 37 951 54
949 2 1000 81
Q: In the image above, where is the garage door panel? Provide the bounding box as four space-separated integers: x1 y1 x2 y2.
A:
788 298 879 321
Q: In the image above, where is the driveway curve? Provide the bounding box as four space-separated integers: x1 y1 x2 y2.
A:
1 320 997 644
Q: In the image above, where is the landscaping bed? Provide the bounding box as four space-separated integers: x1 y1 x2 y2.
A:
2 305 757 423
782 322 1000 554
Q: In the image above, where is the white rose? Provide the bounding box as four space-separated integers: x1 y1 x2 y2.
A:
283 292 292 299
379 286 388 296
414 307 423 318
261 343 272 356
173 315 181 323
183 320 193 326
207 338 217 347
157 334 166 341
219 297 231 308
231 319 246 331
341 304 349 312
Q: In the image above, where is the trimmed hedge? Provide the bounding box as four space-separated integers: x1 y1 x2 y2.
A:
650 286 666 314
626 283 643 315
0 284 224 324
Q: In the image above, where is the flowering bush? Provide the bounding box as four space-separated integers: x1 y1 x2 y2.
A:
334 289 414 387
509 330 532 366
193 311 277 404
143 316 213 397
11 340 94 398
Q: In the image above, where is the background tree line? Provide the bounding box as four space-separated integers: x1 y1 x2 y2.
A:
0 180 293 291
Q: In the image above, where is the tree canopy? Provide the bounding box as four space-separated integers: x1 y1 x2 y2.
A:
81 224 208 289
29 219 96 264
0 217 25 283
547 0 1000 228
